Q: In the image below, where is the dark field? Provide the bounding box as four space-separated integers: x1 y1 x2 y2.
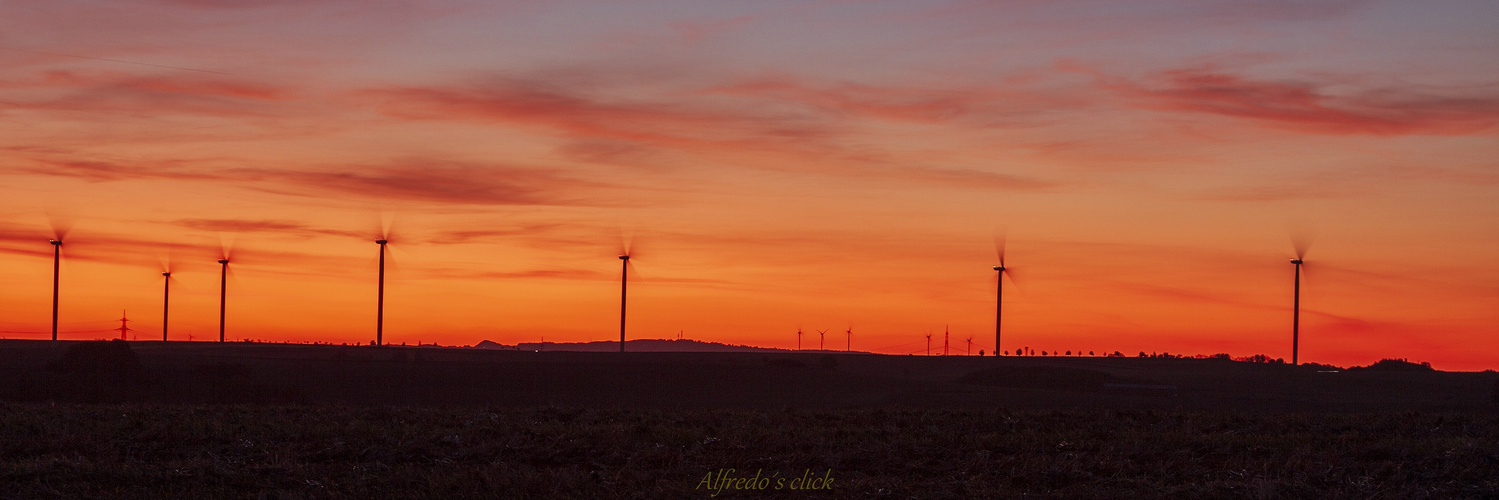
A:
3 405 1498 499
1 340 1497 498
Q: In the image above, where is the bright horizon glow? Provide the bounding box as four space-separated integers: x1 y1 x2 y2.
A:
2 0 1497 370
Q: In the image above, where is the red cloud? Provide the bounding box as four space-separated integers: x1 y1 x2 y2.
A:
0 69 294 120
365 79 824 151
7 155 617 206
1115 68 1499 136
362 77 1060 191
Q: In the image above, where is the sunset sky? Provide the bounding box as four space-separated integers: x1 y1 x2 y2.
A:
1 0 1496 369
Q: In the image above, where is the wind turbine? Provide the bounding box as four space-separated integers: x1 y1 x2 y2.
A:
374 228 392 346
160 258 177 341
1289 234 1314 366
48 238 62 342
926 333 932 356
817 329 827 351
616 237 638 353
217 241 233 343
43 216 73 343
797 327 803 350
992 233 1020 357
845 326 851 352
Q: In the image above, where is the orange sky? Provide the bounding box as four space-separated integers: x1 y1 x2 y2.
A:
2 1 1497 369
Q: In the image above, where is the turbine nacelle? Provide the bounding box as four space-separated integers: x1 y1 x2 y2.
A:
1290 259 1303 265
162 272 171 277
993 265 1004 271
619 255 630 261
375 239 388 245
49 239 62 246
217 259 230 265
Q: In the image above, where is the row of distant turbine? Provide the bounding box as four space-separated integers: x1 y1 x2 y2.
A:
39 224 643 349
38 227 1315 364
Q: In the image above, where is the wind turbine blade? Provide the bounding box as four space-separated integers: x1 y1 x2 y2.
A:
219 235 236 261
624 259 642 281
384 245 402 274
1290 227 1318 260
1002 266 1025 291
47 213 75 242
993 230 1007 265
379 212 398 241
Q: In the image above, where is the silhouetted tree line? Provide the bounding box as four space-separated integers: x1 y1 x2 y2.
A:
1347 358 1433 372
1234 354 1287 364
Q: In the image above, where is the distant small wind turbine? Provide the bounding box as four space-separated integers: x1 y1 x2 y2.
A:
817 329 827 351
926 333 932 356
797 327 803 350
845 326 851 352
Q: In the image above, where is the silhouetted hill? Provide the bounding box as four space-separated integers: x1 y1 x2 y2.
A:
1 340 1494 411
506 338 792 353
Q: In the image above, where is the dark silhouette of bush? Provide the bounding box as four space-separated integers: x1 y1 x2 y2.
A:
958 366 1124 391
48 340 141 376
192 362 251 388
817 354 839 370
1492 377 1498 405
763 357 805 368
45 340 145 402
1350 359 1433 372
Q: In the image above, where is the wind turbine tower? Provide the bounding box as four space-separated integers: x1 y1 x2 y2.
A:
992 235 1018 359
375 238 388 346
1289 235 1313 366
161 270 171 341
217 257 229 342
49 238 62 342
618 254 629 353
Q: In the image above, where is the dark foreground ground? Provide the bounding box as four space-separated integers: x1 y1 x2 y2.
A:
2 405 1497 499
0 340 1496 498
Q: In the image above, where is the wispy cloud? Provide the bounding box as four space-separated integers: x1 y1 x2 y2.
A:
7 155 620 206
1112 67 1499 136
252 162 611 206
1 69 295 117
362 74 1064 191
172 218 368 239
